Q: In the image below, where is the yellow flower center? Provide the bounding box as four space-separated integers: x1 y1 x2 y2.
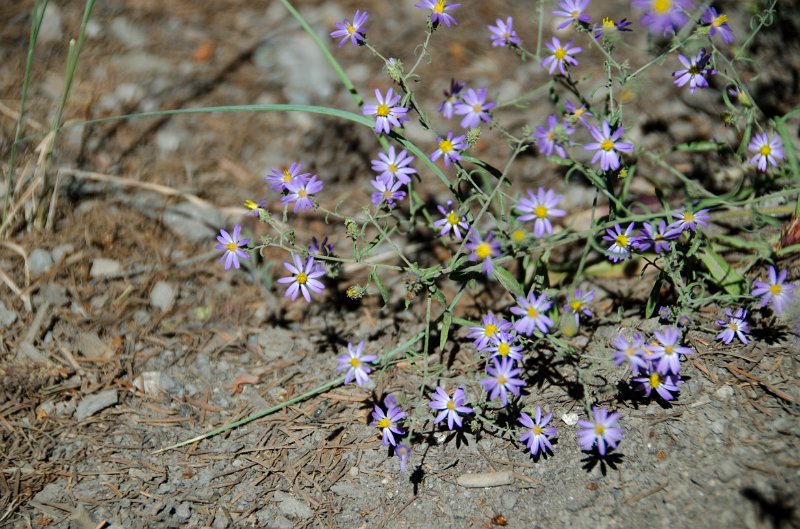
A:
527 307 539 318
602 17 615 29
244 199 258 211
615 234 629 248
446 400 456 410
574 107 586 117
652 0 672 15
496 375 507 385
760 145 771 156
601 139 614 151
689 65 700 75
683 212 695 222
447 211 459 226
384 190 394 200
346 23 357 35
511 229 525 242
770 284 782 295
712 14 728 27
534 205 548 218
554 48 567 60
376 103 390 117
727 322 739 331
349 357 361 367
533 425 544 435
595 424 605 435
388 163 398 174
225 242 238 252
298 189 308 198
650 373 662 388
570 300 583 311
377 417 391 429
571 9 579 19
484 323 498 337
475 242 492 259
434 0 446 14
498 343 510 356
664 345 674 355
472 103 482 113
438 139 453 154
282 169 292 183
296 272 308 285
625 347 636 358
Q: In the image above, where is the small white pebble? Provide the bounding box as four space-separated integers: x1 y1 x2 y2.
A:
562 412 579 426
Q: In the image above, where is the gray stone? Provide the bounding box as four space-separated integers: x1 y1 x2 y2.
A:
90 258 121 278
162 202 221 242
211 508 229 529
714 384 734 401
51 243 74 263
109 17 147 48
174 502 192 521
0 301 17 328
709 420 726 435
38 3 63 43
75 389 118 420
37 283 69 306
274 491 313 518
150 281 176 312
28 248 54 277
715 459 739 482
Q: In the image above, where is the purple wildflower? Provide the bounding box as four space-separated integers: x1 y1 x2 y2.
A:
281 174 323 212
728 85 751 107
329 9 368 47
553 0 591 30
634 369 682 401
308 236 334 256
611 332 648 374
454 88 496 129
649 326 694 375
603 223 638 262
337 341 378 386
584 120 633 171
748 132 784 172
394 443 411 474
487 331 524 363
632 0 694 36
634 220 680 253
277 254 326 302
532 115 575 159
715 308 750 345
576 406 624 456
244 199 265 217
371 396 406 446
428 386 473 430
465 230 500 276
215 225 250 270
564 288 594 323
702 6 734 44
370 175 406 209
668 208 711 234
510 291 554 336
468 312 512 351
515 187 566 238
593 17 633 40
371 147 416 185
264 162 310 192
488 17 522 47
751 266 796 315
564 100 593 127
541 37 582 75
415 0 461 27
481 357 526 406
433 200 469 240
672 49 716 95
519 407 557 456
363 88 408 135
438 79 465 119
430 130 467 167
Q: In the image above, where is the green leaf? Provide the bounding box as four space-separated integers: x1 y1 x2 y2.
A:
493 266 524 298
699 247 744 296
452 316 477 327
711 235 772 258
370 267 389 306
645 274 664 319
439 311 452 353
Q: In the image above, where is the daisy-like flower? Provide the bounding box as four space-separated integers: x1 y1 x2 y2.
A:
308 236 334 257
438 79 465 119
672 49 716 95
336 341 378 386
428 386 473 430
371 396 406 446
244 199 265 218
611 332 649 374
281 174 323 212
481 357 525 406
564 100 593 127
468 311 512 351
633 369 682 401
488 17 521 47
552 0 591 30
668 208 711 234
370 147 416 185
751 266 796 315
515 187 567 238
465 229 500 276
584 120 633 171
649 326 694 375
541 37 582 75
329 9 368 47
415 0 461 27
715 307 750 345
532 115 575 159
519 407 557 456
363 88 409 135
576 406 624 456
264 162 310 192
632 0 694 36
430 130 467 167
748 132 785 172
394 443 411 474
634 220 680 253
215 225 250 270
603 223 638 262
370 175 406 209
593 17 633 40
510 291 554 336
277 254 326 302
487 331 524 363
564 288 594 323
433 200 469 240
454 88 496 129
701 6 734 44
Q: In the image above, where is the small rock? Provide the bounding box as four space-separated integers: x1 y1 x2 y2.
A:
709 420 726 435
174 502 192 521
75 389 118 420
211 508 230 529
133 371 177 396
456 470 514 488
109 17 147 48
37 283 69 306
0 300 17 328
714 384 734 401
150 281 176 312
155 128 182 153
51 243 74 263
76 332 114 359
348 466 359 477
162 202 221 242
716 459 739 482
273 491 313 518
90 258 121 278
38 3 63 43
562 412 579 426
28 249 54 277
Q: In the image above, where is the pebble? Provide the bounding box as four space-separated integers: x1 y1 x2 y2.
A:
456 470 514 488
212 508 230 529
75 389 119 420
28 248 54 277
274 491 313 518
714 384 734 401
38 3 63 43
0 300 17 328
133 371 178 396
150 281 176 312
162 202 220 242
709 420 726 435
51 243 74 263
109 17 147 48
90 258 121 278
174 502 192 521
